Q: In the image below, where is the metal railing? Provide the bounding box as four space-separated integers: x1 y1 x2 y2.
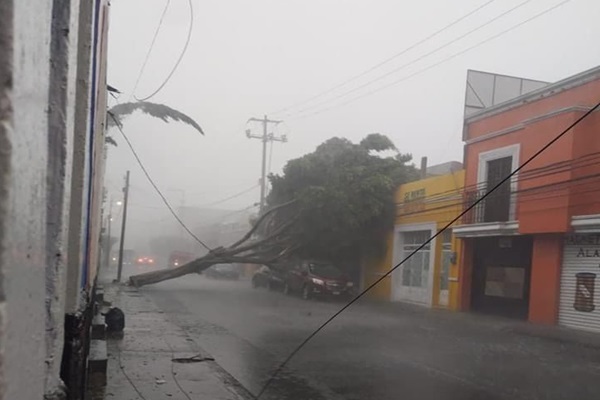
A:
463 187 511 224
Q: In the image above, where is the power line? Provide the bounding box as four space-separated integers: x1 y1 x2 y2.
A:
134 0 194 101
130 0 171 101
270 0 498 116
198 184 260 208
397 151 600 208
255 99 600 399
288 0 535 117
109 113 211 251
396 172 600 220
291 0 572 121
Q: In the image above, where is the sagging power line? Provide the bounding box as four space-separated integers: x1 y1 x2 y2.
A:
134 0 194 101
130 0 171 100
108 113 212 251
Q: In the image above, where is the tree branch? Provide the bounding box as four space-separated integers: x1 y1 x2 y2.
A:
227 217 297 256
229 200 296 248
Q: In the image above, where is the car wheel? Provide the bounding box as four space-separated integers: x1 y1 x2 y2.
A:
283 282 290 295
302 285 311 300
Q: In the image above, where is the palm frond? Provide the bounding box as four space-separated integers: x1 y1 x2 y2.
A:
107 101 204 135
105 135 118 146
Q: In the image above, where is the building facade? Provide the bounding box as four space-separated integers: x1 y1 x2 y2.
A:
364 168 465 310
455 67 600 332
0 1 110 399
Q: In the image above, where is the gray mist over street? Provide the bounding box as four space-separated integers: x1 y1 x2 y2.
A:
104 0 600 254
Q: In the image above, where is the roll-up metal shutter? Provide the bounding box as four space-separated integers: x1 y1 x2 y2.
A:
558 234 600 333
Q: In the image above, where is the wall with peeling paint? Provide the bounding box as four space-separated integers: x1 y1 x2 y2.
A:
44 1 81 398
2 1 53 399
0 1 109 399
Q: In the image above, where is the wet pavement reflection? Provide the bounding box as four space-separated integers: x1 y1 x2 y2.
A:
138 271 600 400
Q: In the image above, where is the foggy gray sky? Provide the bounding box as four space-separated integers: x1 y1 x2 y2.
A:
105 0 600 250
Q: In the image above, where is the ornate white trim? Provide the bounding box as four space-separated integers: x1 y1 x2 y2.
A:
572 214 600 233
477 144 520 221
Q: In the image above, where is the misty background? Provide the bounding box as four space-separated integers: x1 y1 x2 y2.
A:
104 0 600 255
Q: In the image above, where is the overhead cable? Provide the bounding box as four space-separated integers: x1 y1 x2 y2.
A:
270 0 498 116
288 0 535 116
109 113 212 251
291 0 572 121
134 0 194 101
130 0 171 100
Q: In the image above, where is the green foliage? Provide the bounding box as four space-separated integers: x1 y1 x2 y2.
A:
267 133 418 265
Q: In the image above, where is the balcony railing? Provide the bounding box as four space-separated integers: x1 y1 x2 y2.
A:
463 187 511 224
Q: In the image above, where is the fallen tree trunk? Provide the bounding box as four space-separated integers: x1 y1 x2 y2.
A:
128 201 298 287
129 259 214 287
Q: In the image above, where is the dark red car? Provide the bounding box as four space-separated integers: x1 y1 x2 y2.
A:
283 260 355 300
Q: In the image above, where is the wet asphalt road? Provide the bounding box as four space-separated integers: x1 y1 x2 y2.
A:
136 271 600 400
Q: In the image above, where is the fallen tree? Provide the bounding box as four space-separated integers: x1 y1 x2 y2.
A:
129 133 418 287
128 201 297 287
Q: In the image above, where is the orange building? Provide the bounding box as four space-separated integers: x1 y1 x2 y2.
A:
455 67 600 332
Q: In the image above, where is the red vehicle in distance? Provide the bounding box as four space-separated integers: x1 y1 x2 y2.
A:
135 256 155 266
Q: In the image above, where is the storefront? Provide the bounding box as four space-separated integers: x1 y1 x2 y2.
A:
391 224 436 306
363 167 464 309
469 236 533 319
559 234 600 333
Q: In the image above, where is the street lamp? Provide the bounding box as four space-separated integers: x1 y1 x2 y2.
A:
105 196 123 269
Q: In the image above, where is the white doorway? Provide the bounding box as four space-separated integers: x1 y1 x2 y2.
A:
391 223 436 306
438 230 452 307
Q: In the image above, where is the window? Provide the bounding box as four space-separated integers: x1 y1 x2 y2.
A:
476 144 520 223
484 156 512 222
401 230 431 288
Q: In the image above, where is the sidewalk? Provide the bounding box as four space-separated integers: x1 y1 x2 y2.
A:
89 279 254 400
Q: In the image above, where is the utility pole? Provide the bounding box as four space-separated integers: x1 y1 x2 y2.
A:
246 115 287 212
116 170 130 282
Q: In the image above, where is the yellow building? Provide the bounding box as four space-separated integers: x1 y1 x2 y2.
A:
363 168 465 310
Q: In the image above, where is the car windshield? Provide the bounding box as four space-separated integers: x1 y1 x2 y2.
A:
309 263 343 279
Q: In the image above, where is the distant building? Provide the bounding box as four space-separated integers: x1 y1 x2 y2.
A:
426 161 463 177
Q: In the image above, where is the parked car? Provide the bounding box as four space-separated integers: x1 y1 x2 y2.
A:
204 264 240 280
252 265 286 291
283 260 355 300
